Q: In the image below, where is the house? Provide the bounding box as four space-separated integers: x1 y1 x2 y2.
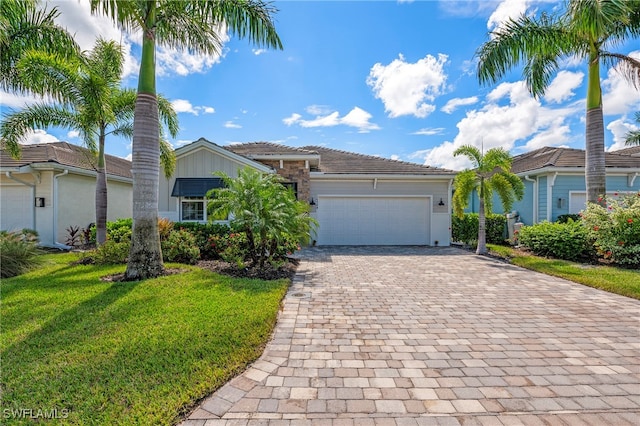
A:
160 138 457 246
466 146 640 224
0 142 133 246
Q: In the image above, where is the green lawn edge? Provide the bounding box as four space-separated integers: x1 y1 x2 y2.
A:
1 252 290 425
486 244 640 300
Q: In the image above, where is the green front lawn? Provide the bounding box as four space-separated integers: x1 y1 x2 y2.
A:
487 244 640 300
1 253 289 425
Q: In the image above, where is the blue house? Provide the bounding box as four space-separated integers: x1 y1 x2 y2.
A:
466 146 640 225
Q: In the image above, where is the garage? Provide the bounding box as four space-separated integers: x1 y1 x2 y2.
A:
1 186 33 232
315 196 430 245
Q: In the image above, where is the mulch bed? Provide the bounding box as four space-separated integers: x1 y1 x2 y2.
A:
197 258 299 280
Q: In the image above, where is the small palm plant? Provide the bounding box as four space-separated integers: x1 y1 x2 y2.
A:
209 167 318 269
452 145 524 255
625 112 640 146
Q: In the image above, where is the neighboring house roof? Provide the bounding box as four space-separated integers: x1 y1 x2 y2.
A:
614 146 640 157
0 142 132 179
511 146 640 174
227 142 455 175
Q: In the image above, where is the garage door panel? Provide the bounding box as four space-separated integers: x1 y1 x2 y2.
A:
316 196 430 245
1 186 33 232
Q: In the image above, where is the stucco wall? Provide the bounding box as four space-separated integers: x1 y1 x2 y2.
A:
56 173 132 244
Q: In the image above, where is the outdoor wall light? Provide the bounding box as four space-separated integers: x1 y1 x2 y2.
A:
557 197 566 209
438 198 445 206
309 198 316 206
35 197 45 207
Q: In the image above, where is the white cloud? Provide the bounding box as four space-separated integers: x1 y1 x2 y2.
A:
412 128 445 136
0 91 46 108
67 130 80 139
390 154 400 160
367 53 448 118
172 140 194 148
543 70 583 104
442 97 479 114
20 129 59 145
283 107 380 133
306 105 333 116
224 121 242 129
171 99 215 116
606 117 638 152
413 77 581 170
602 51 640 115
487 0 530 33
51 0 228 79
283 113 302 126
252 48 267 55
124 153 133 161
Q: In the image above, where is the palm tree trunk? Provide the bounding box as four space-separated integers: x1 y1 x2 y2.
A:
476 184 487 255
585 55 606 206
585 106 606 205
95 129 107 245
125 92 163 280
124 7 163 280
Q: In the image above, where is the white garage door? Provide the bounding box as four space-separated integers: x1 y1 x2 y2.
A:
315 196 430 245
1 186 33 232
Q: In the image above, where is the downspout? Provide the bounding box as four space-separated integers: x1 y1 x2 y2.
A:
5 171 36 230
53 170 71 248
524 175 537 224
547 172 557 222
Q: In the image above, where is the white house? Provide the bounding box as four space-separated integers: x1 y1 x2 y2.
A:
0 142 132 247
161 138 457 246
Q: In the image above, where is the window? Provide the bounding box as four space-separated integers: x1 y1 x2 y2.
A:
181 197 204 221
282 182 298 199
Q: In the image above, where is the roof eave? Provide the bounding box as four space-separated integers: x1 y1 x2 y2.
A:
310 172 456 180
28 162 133 183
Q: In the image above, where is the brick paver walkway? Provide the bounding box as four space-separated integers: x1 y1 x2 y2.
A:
180 246 640 425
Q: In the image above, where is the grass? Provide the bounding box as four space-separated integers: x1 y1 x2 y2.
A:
1 253 289 425
487 244 640 300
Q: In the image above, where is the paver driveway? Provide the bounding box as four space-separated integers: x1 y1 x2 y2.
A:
181 246 640 425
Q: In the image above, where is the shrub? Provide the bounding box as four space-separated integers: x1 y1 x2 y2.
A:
452 213 507 245
581 192 640 267
161 229 200 264
173 222 230 260
557 213 581 224
517 220 594 261
92 240 130 265
0 230 43 278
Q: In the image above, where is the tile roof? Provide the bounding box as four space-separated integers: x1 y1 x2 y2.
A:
0 142 132 179
301 145 456 175
226 142 319 156
511 146 640 174
614 146 640 156
226 142 455 175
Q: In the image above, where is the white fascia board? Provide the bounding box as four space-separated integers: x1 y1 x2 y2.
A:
310 172 455 181
175 139 274 173
516 167 640 176
28 163 133 183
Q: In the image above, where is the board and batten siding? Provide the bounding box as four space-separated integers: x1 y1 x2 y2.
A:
159 147 249 218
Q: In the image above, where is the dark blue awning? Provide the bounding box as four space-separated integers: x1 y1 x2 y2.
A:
171 178 224 197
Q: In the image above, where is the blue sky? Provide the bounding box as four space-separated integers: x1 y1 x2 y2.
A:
2 0 639 170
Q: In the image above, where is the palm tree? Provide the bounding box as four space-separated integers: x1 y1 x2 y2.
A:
209 167 317 268
625 112 640 146
452 145 524 255
476 0 640 206
0 0 78 93
0 39 178 245
90 0 283 280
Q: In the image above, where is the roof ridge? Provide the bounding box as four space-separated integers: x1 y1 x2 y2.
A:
235 141 319 154
302 145 445 170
